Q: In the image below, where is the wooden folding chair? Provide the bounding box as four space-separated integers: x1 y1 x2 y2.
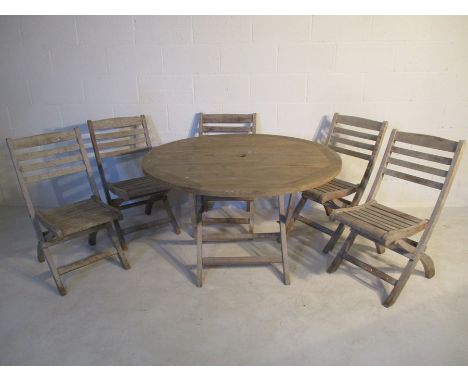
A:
6 128 130 296
198 113 256 233
287 113 387 253
88 115 181 250
327 129 465 307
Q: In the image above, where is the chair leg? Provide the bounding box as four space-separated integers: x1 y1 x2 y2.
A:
37 241 45 263
88 231 97 246
145 200 154 215
248 200 255 234
383 258 419 308
419 253 435 279
202 196 210 213
323 223 345 254
41 244 67 296
278 195 291 285
194 195 203 287
162 195 181 234
376 243 386 254
113 219 127 250
105 224 131 270
286 195 307 233
327 230 358 273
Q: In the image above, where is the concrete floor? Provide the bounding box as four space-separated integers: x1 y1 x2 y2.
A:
0 202 467 365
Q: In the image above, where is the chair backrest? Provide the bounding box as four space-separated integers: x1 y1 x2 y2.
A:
6 128 100 236
325 113 388 203
198 113 256 136
367 129 465 250
88 115 152 201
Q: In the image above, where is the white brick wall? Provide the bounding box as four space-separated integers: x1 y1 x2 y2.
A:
0 15 467 208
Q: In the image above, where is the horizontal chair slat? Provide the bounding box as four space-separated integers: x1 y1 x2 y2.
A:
343 253 397 285
9 131 77 149
332 136 374 151
99 146 148 159
396 131 458 152
202 114 254 123
388 157 448 178
336 115 383 131
57 250 115 275
23 165 86 183
15 144 81 161
94 128 146 140
330 145 371 161
334 126 378 141
90 116 144 130
383 168 444 190
19 154 83 172
392 146 452 165
97 137 147 149
202 126 252 133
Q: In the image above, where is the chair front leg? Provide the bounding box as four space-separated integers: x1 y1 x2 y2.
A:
37 241 45 263
88 231 97 246
113 219 127 250
105 223 130 270
286 195 307 233
323 223 345 254
41 244 67 296
327 230 358 273
383 257 419 308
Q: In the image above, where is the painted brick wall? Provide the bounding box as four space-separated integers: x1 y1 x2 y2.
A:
0 16 467 208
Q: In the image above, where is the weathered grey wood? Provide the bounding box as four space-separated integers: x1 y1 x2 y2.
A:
203 255 282 266
332 136 374 151
335 114 383 131
15 143 80 161
333 126 378 141
90 116 144 130
202 217 250 224
203 126 253 133
343 253 398 285
10 130 76 149
23 164 87 183
278 195 290 285
289 112 387 255
195 195 203 287
396 131 458 152
19 154 83 172
6 129 131 296
99 146 148 159
383 168 444 190
392 146 452 165
330 145 371 161
202 232 279 242
88 115 180 247
202 114 254 123
328 129 465 307
387 157 448 177
143 134 342 198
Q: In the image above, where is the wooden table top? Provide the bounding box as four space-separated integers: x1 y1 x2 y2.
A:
142 134 342 198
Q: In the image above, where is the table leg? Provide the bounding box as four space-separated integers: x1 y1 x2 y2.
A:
285 192 297 228
194 194 203 287
278 194 291 285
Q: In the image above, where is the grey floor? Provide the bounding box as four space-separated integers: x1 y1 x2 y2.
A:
0 202 467 365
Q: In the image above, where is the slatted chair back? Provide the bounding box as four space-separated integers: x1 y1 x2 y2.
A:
88 115 152 202
6 128 100 237
325 113 388 203
367 129 465 250
198 113 256 136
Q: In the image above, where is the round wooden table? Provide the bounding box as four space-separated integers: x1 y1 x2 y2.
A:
143 134 341 286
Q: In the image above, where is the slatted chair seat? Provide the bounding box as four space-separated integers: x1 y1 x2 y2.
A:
287 113 388 255
37 197 122 239
327 129 465 307
88 115 181 250
109 176 169 201
6 128 130 296
331 201 428 246
303 178 358 204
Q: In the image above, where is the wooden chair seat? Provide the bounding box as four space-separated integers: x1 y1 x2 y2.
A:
331 201 428 246
302 178 358 204
38 197 122 239
109 176 169 201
